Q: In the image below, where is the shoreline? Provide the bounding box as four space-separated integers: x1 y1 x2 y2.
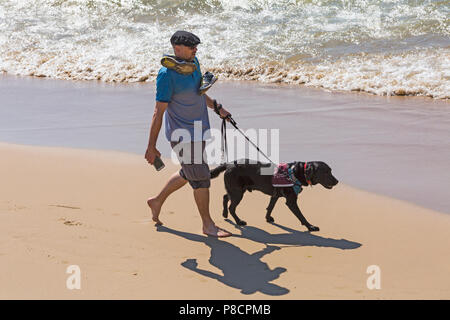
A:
2 72 449 101
1 142 449 299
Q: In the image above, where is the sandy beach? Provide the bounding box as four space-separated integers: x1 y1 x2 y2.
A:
1 0 449 302
1 142 449 299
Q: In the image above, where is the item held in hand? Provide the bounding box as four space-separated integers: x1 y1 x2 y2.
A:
153 156 165 171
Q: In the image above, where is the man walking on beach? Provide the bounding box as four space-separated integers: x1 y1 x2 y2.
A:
145 31 232 237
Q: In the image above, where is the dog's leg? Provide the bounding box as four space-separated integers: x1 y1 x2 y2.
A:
265 195 279 223
222 194 229 218
228 190 246 226
285 194 319 232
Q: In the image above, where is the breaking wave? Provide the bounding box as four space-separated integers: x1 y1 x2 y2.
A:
0 0 448 98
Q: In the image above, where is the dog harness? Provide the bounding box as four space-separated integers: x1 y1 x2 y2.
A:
272 163 302 195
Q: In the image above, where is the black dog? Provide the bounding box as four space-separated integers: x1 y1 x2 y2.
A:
210 160 339 232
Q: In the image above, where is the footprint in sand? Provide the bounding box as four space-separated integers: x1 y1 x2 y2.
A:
133 218 154 224
6 203 27 211
132 211 175 225
49 204 81 210
60 218 82 226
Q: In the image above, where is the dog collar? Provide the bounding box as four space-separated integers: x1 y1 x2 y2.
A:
304 162 312 186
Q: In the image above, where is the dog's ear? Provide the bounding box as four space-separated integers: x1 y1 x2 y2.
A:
305 163 315 182
293 162 302 178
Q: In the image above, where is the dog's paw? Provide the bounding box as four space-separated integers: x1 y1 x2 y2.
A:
307 225 320 232
237 220 247 226
266 216 275 223
222 211 228 218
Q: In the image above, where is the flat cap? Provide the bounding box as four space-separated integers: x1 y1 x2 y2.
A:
170 30 201 47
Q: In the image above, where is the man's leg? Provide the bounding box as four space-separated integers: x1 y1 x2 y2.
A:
148 171 187 225
193 187 232 237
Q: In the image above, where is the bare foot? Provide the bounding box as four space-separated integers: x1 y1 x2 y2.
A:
147 197 162 225
203 225 232 238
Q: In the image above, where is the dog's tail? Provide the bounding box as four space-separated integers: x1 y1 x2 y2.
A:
210 163 227 179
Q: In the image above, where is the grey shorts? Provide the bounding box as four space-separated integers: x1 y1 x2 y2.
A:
170 141 210 189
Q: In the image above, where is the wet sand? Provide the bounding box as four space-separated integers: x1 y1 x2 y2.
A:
0 142 449 299
1 74 449 213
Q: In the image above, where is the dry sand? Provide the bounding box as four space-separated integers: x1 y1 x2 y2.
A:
0 142 449 299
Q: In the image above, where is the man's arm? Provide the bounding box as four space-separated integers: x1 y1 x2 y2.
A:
204 94 231 120
204 94 215 109
145 101 168 165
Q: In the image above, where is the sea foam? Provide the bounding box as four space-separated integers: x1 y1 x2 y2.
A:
0 0 448 98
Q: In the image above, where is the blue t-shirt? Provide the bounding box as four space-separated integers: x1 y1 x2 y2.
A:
156 57 211 142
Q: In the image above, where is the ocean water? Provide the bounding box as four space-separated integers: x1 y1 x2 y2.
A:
0 0 449 98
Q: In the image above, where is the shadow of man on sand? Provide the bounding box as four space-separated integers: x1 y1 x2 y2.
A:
226 220 362 250
156 225 289 296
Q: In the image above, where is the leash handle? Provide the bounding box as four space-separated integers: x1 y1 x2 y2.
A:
226 114 237 126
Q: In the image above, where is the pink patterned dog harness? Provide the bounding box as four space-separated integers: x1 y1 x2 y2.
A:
272 163 302 194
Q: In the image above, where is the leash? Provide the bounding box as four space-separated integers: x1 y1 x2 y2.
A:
221 115 228 163
214 100 276 165
213 100 312 188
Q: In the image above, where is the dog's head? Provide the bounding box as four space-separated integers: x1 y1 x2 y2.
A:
299 161 339 189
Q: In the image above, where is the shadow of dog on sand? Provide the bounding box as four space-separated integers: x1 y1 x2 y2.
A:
226 220 362 250
157 225 289 296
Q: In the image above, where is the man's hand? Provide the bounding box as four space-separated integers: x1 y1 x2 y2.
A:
145 101 167 165
219 107 231 121
145 146 161 165
206 95 232 121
